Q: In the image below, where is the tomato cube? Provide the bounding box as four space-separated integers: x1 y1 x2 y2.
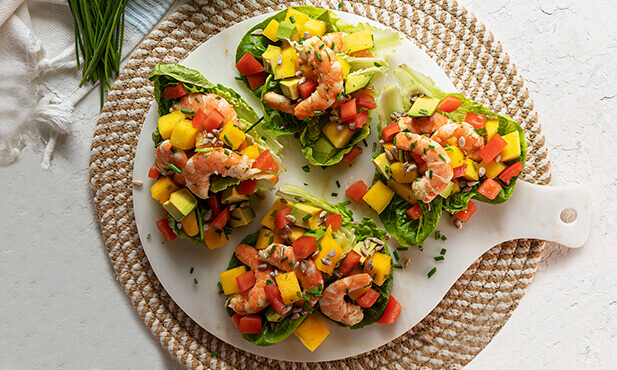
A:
202 109 225 132
324 213 342 230
355 288 380 308
340 99 357 122
148 164 161 179
252 150 279 172
478 134 508 163
411 154 426 167
338 250 361 276
452 164 468 179
264 284 287 315
405 204 423 220
210 207 230 230
238 314 262 334
499 161 524 185
377 295 401 324
207 193 221 217
246 72 267 90
172 173 186 187
465 112 487 129
191 108 207 130
292 236 317 260
341 145 363 164
156 218 176 242
348 110 369 130
231 313 242 330
437 95 462 113
161 83 187 99
274 207 292 229
477 178 502 200
454 201 477 222
236 52 264 76
236 271 256 293
346 180 368 203
237 179 257 195
381 122 400 142
356 93 376 109
298 79 318 99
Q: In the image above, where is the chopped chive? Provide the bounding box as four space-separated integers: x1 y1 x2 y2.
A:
290 15 296 23
313 110 323 114
180 108 195 115
331 193 338 197
302 214 312 221
304 183 308 186
303 302 311 310
217 282 223 294
268 246 275 255
363 139 368 147
271 210 277 216
194 148 210 152
147 234 151 239
224 149 230 156
429 169 433 179
211 351 218 357
434 230 441 240
397 246 408 251
338 1 344 8
296 291 302 297
340 201 351 206
434 256 445 261
372 152 379 159
439 154 446 161
195 98 200 103
423 148 427 154
315 51 322 62
266 280 273 285
393 250 400 261
428 144 435 149
418 245 424 251
441 235 447 241
302 294 311 301
281 256 288 263
167 185 172 190
318 244 322 251
393 264 403 269
440 248 447 255
427 267 437 278
374 62 381 67
244 116 263 133
269 235 274 244
288 262 293 266
319 43 324 49
336 180 340 188
190 267 194 274
372 142 377 152
302 165 310 173
223 135 233 147
235 76 243 80
194 278 198 284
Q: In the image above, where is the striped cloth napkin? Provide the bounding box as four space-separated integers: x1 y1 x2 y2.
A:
0 0 174 169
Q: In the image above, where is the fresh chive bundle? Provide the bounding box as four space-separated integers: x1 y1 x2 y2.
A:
68 0 129 107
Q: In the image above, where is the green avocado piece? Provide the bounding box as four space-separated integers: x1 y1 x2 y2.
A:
439 182 456 198
276 21 299 41
228 206 256 228
280 77 301 100
345 72 374 94
372 152 391 180
408 96 440 117
163 188 197 221
265 306 289 322
351 240 378 263
312 136 338 163
221 186 250 205
290 202 322 230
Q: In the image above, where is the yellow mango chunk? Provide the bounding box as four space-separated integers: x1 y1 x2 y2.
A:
363 252 391 286
314 226 343 274
390 162 418 184
169 119 198 150
336 56 350 79
451 180 461 195
203 227 228 250
219 265 248 295
262 19 280 42
462 158 479 181
343 30 374 53
219 121 246 150
348 283 371 301
485 119 499 141
274 46 300 80
281 224 307 242
294 313 330 352
299 18 326 38
386 178 417 205
362 180 395 214
262 45 282 73
499 131 522 162
323 121 354 149
150 176 181 204
242 144 261 160
444 146 465 167
479 160 507 179
256 228 284 250
180 210 199 237
276 271 302 305
261 198 292 230
158 110 184 140
284 8 309 25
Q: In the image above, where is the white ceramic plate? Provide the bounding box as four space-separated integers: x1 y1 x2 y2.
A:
132 10 591 363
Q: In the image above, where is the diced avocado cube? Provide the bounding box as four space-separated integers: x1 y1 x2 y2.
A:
284 8 309 25
163 188 197 221
262 45 282 73
372 152 391 180
323 121 354 149
265 306 289 322
276 21 300 41
439 181 456 198
221 186 250 205
312 136 338 163
345 72 374 94
290 202 322 230
352 240 378 264
408 96 441 117
280 77 301 100
274 47 300 80
342 30 374 53
386 178 417 204
316 9 333 30
228 206 256 228
262 19 280 42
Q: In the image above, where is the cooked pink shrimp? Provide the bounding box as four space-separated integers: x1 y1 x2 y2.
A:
395 132 453 203
431 122 484 160
398 112 451 135
293 37 344 120
263 92 296 115
321 32 347 53
227 243 273 314
183 148 259 199
319 273 372 326
258 243 297 272
155 140 188 176
294 259 324 306
172 93 238 124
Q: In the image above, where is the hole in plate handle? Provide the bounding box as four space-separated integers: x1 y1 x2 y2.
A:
560 208 577 224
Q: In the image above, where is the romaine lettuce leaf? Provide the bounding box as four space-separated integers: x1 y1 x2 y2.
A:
379 194 443 247
276 184 354 225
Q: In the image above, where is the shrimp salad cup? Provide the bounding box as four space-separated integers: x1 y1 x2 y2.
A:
218 184 401 350
147 63 284 248
356 64 527 246
234 6 400 166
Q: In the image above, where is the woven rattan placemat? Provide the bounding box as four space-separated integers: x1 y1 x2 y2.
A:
89 0 550 368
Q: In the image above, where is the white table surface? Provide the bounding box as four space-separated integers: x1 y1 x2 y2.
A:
1 0 615 368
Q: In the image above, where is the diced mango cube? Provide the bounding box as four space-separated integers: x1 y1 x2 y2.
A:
451 180 461 195
281 224 307 242
170 119 198 150
204 227 228 249
462 158 479 181
284 8 309 25
158 110 184 140
180 210 199 237
261 198 291 230
299 18 326 38
242 144 261 160
362 180 395 214
219 121 246 150
498 131 522 162
479 160 507 179
219 265 248 295
262 45 282 73
336 56 350 79
391 162 418 184
276 271 302 305
262 19 280 42
323 120 354 149
386 178 417 205
485 119 499 141
294 313 330 352
274 47 300 80
363 252 391 286
444 146 465 167
150 176 181 204
343 30 374 53
256 228 285 250
314 226 343 274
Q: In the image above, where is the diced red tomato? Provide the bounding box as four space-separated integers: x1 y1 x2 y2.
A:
292 236 317 260
356 93 376 109
453 201 477 223
348 110 369 130
161 83 187 99
236 271 256 293
238 314 262 334
172 173 186 187
207 193 221 217
274 207 292 229
452 164 468 179
237 140 249 151
381 122 400 142
251 150 279 172
355 288 380 308
236 179 257 195
340 99 357 122
377 295 401 324
264 284 287 315
231 314 242 330
499 161 524 185
346 180 368 203
210 207 230 230
477 178 502 200
411 154 426 168
148 164 160 179
156 218 177 242
465 112 487 129
478 134 507 163
202 109 225 132
246 72 267 90
405 204 423 220
298 79 318 99
341 145 363 164
338 250 361 276
437 95 462 113
325 213 342 230
236 52 264 76
191 108 207 129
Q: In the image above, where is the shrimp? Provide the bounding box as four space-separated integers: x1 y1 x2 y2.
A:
227 243 273 314
294 259 324 306
431 122 484 161
319 273 372 326
395 132 453 203
258 243 297 272
321 32 347 53
172 93 238 124
398 112 451 135
155 140 188 176
183 148 259 199
293 37 344 120
263 92 296 115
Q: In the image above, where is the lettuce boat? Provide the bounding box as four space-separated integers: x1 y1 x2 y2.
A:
235 6 400 166
148 63 284 248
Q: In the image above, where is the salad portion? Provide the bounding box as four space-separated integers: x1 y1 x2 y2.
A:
147 63 284 248
346 65 527 246
219 184 401 351
235 6 400 166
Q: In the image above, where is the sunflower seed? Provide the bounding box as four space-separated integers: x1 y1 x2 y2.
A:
326 250 336 259
251 28 263 35
385 233 391 241
385 150 394 160
467 181 479 187
239 201 250 209
478 167 486 177
304 31 310 38
229 203 237 211
403 258 411 269
299 76 306 85
330 115 339 121
132 180 143 187
264 60 271 70
320 258 332 266
364 239 371 248
258 263 267 270
353 220 360 225
300 260 308 273
360 246 369 256
285 215 296 223
379 139 385 144
349 122 356 130
319 210 327 219
202 223 209 231
494 155 501 162
297 197 306 203
177 223 183 230
332 269 342 278
206 132 214 139
425 202 431 212
282 306 291 315
463 186 473 192
337 124 344 131
280 234 289 240
255 191 266 199
295 70 303 76
293 307 303 314
458 136 466 147
284 225 292 235
277 55 283 65
212 129 220 136
392 146 399 156
454 218 463 229
291 313 300 320
458 179 467 188
366 260 373 270
311 250 320 258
